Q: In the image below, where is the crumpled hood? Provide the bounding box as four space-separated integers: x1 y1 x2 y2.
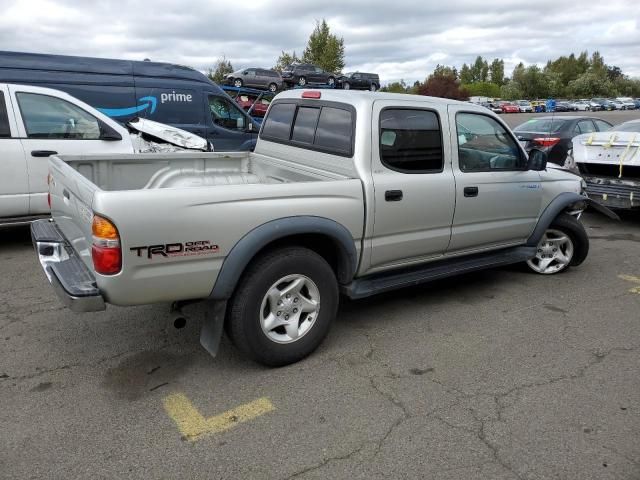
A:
572 131 640 166
127 117 208 151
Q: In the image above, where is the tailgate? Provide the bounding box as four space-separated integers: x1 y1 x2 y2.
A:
48 155 99 270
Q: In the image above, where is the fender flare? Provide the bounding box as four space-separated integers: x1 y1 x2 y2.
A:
209 216 358 300
526 193 618 246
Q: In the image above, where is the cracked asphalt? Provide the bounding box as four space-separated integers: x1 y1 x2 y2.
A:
1 211 639 480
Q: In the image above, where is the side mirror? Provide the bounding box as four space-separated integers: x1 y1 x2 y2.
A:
527 149 547 171
99 122 122 141
243 71 249 75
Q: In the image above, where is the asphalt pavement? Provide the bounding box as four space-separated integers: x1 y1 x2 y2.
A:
1 210 639 479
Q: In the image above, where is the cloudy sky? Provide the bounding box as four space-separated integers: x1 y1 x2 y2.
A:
1 0 638 84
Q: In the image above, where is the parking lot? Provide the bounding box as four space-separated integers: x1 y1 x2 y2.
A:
499 108 640 129
1 111 640 480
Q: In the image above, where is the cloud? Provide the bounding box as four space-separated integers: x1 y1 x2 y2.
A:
0 0 638 84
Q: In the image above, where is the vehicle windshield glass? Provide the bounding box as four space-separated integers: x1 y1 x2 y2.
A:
514 118 567 133
518 101 530 105
613 121 640 132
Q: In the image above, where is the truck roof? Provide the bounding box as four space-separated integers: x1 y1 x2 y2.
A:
273 89 473 108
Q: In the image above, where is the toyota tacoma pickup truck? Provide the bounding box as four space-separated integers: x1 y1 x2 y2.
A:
31 90 615 366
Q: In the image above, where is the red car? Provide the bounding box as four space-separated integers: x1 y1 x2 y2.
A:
500 102 520 113
234 94 272 117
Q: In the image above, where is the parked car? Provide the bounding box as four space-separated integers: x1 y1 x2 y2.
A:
281 63 336 87
554 101 573 112
609 99 625 110
615 97 635 110
31 90 612 366
225 68 282 92
0 83 208 227
500 102 520 113
570 100 590 111
591 98 614 111
487 102 503 114
222 86 274 120
338 72 380 91
516 100 533 113
586 100 603 111
514 115 612 165
0 50 259 151
531 100 546 113
570 123 640 209
634 99 640 109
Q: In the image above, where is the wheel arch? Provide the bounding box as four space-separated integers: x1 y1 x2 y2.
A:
527 193 586 247
209 216 358 300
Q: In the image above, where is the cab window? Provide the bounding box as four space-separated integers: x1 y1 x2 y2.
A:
17 92 100 139
456 113 525 171
208 95 246 130
0 92 10 138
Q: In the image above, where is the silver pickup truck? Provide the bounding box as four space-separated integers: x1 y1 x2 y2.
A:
31 90 614 366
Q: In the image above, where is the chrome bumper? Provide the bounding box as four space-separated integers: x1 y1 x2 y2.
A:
31 219 105 312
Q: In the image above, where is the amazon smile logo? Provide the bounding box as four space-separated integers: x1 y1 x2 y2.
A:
98 96 157 117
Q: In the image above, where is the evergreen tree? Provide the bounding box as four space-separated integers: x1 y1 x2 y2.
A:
208 56 233 84
301 19 345 73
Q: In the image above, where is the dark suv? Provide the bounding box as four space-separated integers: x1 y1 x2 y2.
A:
281 63 336 87
338 72 380 91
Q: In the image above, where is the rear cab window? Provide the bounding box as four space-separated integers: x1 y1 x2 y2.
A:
0 92 11 138
260 100 354 156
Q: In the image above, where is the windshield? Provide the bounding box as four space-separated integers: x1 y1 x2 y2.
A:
514 118 568 133
613 121 640 132
518 101 530 106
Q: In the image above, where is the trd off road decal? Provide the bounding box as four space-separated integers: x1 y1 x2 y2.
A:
130 241 219 259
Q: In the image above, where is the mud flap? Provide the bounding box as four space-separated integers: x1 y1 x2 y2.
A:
200 300 227 358
586 198 620 220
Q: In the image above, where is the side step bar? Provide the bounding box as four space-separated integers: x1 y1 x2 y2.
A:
342 246 537 300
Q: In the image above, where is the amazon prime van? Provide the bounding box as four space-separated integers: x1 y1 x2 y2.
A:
0 51 258 151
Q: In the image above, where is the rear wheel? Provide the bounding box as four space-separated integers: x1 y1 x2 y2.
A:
298 76 307 86
227 247 338 366
526 213 589 274
233 78 243 88
370 83 378 92
327 76 335 86
342 81 350 90
268 83 277 93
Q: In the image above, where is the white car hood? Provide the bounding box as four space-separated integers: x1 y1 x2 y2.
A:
127 117 208 151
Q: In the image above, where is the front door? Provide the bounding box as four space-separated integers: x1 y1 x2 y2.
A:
369 100 456 273
206 94 257 151
0 86 28 218
447 106 543 253
10 86 132 215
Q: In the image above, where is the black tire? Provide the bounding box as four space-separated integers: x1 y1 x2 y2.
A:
526 213 589 274
327 76 335 86
370 83 378 92
298 76 307 86
227 247 339 366
233 78 243 88
342 81 350 90
268 83 277 93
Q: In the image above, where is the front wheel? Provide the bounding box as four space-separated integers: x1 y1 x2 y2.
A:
370 83 378 92
233 78 243 88
298 76 307 86
342 81 350 90
526 213 589 274
327 76 335 86
268 83 277 93
227 247 338 366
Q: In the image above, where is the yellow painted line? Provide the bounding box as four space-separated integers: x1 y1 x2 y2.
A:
618 274 640 294
163 393 275 441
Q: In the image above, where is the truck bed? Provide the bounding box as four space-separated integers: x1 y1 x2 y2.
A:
62 151 349 191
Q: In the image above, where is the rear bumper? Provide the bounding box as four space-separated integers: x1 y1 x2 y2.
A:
583 175 640 209
31 219 105 312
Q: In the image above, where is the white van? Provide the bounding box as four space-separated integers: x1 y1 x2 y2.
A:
0 84 208 226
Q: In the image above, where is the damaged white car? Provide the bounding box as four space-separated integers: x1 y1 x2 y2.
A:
567 119 640 210
0 83 209 227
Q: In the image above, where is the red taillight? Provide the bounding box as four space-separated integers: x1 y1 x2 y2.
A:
91 245 121 275
91 215 121 275
533 137 561 147
302 90 321 99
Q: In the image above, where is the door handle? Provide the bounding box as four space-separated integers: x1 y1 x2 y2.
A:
464 186 479 197
385 190 403 202
31 150 58 157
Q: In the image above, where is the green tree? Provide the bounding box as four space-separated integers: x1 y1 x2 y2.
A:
489 58 505 86
301 19 345 73
568 71 615 97
500 81 523 100
273 50 300 72
207 56 233 84
463 82 501 98
380 80 409 93
460 63 473 84
470 56 489 82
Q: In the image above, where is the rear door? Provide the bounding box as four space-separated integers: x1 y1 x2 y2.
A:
0 85 29 218
447 106 542 253
10 85 132 215
369 100 456 272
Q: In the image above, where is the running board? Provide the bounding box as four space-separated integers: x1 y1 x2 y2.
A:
342 246 537 300
0 214 50 228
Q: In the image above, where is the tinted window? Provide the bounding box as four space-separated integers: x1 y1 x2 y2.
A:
208 95 246 130
456 113 525 171
314 107 352 153
576 120 596 134
613 121 640 132
514 118 567 133
261 102 296 140
594 120 611 131
291 106 320 144
17 92 100 139
0 92 10 138
379 109 443 172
